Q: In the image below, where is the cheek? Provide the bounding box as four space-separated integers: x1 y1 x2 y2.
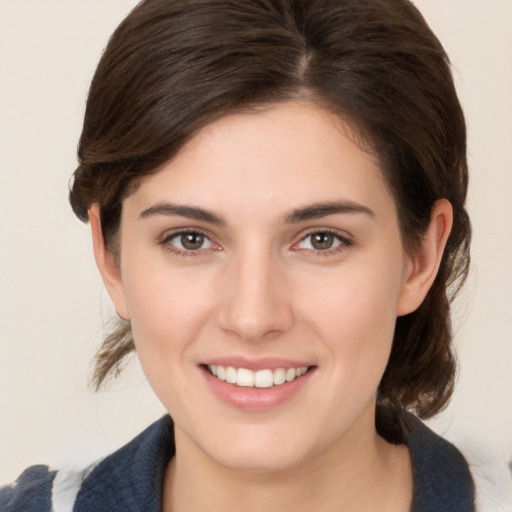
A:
121 259 219 373
300 258 404 377
302 255 403 328
121 270 210 410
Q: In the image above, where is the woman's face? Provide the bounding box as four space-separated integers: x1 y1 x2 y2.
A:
105 101 420 472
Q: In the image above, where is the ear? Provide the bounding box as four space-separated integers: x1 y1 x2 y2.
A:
397 199 453 316
89 205 130 320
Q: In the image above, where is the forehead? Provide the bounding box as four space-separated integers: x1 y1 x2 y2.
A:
125 101 395 221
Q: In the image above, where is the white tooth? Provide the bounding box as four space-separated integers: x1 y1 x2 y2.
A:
212 365 307 387
225 366 237 384
285 368 296 382
255 369 274 388
216 365 226 381
237 368 255 387
273 368 286 385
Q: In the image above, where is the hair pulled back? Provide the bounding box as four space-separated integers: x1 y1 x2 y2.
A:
70 0 470 420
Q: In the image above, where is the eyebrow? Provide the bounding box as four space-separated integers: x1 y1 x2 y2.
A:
139 200 375 225
139 202 226 225
282 201 375 223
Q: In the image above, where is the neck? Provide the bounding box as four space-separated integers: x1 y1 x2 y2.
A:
163 406 412 512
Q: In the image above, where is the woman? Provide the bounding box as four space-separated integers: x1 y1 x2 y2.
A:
1 0 509 510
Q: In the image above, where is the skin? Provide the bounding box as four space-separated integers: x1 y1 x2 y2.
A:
90 101 452 511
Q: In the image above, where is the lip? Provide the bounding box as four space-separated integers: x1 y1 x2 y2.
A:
199 361 316 411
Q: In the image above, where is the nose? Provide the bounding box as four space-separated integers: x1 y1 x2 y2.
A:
217 248 294 342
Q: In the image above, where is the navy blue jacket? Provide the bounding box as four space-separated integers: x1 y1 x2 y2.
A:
0 414 474 511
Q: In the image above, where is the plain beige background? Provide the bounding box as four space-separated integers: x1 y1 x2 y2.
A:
1 0 511 482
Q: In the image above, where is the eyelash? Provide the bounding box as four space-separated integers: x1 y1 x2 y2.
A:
159 229 218 258
293 229 353 257
158 228 353 258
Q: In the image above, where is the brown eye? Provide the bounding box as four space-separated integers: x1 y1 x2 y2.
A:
180 232 205 250
163 231 215 253
310 233 335 250
296 231 350 253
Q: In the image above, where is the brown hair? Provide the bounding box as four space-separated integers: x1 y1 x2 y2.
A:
70 0 470 420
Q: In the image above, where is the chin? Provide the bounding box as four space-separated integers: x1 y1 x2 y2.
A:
213 445 307 474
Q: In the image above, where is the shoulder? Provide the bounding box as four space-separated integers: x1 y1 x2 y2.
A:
403 412 512 512
0 416 175 512
0 465 57 512
0 461 100 512
404 414 475 511
456 439 512 512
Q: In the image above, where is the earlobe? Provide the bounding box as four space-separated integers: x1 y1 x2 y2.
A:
397 199 453 316
88 205 130 320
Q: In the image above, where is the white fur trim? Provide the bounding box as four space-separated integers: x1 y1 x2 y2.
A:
457 442 512 512
50 461 100 512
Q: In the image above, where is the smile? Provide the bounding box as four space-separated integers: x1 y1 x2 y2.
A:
207 365 309 388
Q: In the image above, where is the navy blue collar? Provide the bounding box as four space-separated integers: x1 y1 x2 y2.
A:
405 413 474 511
74 413 474 511
75 416 174 511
